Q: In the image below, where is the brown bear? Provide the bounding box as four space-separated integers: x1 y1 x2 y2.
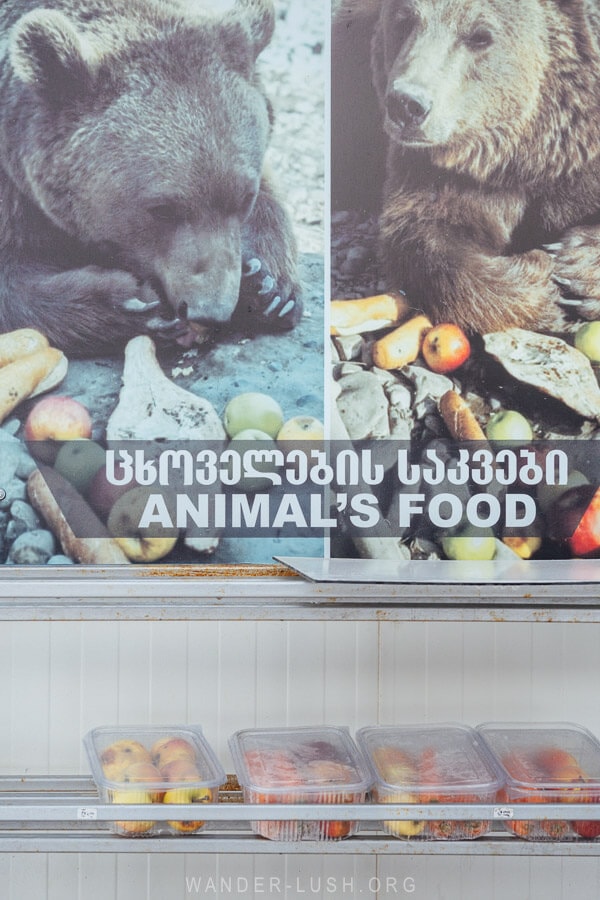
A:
333 0 600 335
0 0 301 356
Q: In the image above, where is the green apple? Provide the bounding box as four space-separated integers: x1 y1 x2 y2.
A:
54 439 106 493
223 392 284 438
442 526 496 561
485 410 533 442
537 469 590 514
277 415 325 443
575 321 600 362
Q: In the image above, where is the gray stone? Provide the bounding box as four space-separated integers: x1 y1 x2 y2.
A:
336 370 390 440
47 554 75 565
8 529 56 565
9 500 41 536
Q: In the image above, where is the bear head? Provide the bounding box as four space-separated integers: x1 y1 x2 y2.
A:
6 0 276 327
370 0 599 182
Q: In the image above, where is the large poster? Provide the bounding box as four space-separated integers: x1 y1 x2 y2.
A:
329 0 600 569
0 0 325 567
2 0 600 572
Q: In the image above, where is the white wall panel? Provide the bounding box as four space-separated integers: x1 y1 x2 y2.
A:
3 617 600 897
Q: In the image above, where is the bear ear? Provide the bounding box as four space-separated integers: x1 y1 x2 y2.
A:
232 0 275 59
10 9 94 100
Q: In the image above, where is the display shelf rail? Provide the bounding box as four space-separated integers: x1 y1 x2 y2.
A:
0 560 599 622
0 777 599 856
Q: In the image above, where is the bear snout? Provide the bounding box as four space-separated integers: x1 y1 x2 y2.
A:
385 82 432 134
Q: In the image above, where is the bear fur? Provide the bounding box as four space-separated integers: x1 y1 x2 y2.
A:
0 0 300 356
333 0 600 335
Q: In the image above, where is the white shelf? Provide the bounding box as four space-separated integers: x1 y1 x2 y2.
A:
1 777 599 856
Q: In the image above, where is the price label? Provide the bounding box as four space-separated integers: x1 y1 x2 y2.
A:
493 806 514 819
77 807 98 821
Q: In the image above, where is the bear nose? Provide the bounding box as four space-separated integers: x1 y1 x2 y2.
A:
386 84 432 128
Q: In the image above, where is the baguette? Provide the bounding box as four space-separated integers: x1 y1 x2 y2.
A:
331 293 409 336
0 347 66 423
0 328 49 366
27 466 131 565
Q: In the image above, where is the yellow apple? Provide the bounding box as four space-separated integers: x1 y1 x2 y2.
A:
114 534 178 563
122 761 164 802
277 415 325 443
110 788 155 835
151 736 197 769
163 783 212 833
382 791 426 837
223 392 284 438
107 486 179 562
100 739 152 782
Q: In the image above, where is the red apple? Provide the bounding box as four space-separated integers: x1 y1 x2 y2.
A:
24 395 92 463
547 484 600 557
421 323 471 373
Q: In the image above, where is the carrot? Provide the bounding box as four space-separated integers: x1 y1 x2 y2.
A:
371 314 432 369
330 293 409 336
0 347 65 423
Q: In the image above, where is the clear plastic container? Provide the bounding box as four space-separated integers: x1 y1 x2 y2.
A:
477 722 600 840
228 725 372 840
84 725 225 836
357 723 504 840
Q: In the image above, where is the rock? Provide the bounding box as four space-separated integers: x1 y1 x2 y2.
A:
8 500 41 538
15 452 38 480
332 334 364 361
47 554 75 565
336 370 390 439
0 479 27 510
8 529 55 565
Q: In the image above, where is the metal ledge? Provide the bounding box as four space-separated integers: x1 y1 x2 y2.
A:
0 777 599 856
0 560 598 621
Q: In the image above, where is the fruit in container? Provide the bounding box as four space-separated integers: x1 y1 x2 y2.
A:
100 739 152 782
160 759 212 834
151 735 198 769
230 726 370 841
110 788 156 835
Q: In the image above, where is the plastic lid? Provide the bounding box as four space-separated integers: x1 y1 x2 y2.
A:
357 723 504 794
477 721 600 788
83 724 226 791
229 725 372 794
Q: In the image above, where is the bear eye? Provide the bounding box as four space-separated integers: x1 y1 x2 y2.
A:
464 27 493 50
148 203 184 224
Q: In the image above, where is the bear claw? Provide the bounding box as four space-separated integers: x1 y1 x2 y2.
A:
122 297 161 313
236 256 300 330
